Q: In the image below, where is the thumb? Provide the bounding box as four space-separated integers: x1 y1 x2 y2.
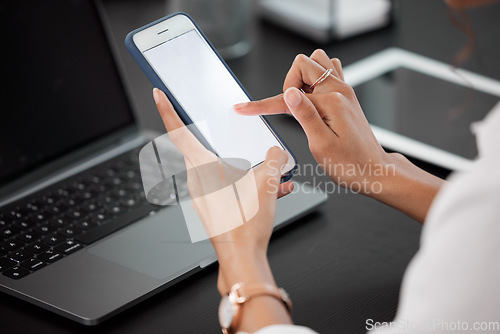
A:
283 87 330 140
261 146 288 192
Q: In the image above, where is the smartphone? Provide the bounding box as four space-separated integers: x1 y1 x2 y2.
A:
125 13 296 181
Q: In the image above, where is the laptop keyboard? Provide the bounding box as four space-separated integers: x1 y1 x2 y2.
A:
0 147 162 280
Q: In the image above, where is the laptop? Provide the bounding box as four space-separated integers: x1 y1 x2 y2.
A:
0 0 327 325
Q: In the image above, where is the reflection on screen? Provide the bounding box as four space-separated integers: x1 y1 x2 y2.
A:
143 29 282 167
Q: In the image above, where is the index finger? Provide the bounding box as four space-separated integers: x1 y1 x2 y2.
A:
233 92 330 121
233 94 289 116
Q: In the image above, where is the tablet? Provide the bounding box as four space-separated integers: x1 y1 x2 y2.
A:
343 48 500 171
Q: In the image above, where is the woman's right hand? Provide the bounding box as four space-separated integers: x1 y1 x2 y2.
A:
235 49 445 223
235 49 391 194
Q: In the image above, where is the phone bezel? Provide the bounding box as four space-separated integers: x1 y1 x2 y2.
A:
128 13 297 181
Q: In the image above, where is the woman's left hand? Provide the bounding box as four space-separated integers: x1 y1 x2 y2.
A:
153 88 294 293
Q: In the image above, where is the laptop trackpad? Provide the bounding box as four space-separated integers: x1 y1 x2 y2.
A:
87 206 215 280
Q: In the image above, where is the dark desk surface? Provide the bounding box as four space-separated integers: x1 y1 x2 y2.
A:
2 1 500 333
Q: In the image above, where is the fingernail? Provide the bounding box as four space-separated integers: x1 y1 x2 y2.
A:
284 88 302 108
233 102 248 111
153 88 160 104
272 146 287 162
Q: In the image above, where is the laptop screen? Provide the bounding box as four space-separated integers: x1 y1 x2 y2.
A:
0 1 135 189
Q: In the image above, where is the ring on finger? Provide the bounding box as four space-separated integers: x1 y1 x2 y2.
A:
310 68 333 89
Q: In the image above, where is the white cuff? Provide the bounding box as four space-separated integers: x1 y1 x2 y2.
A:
238 324 319 334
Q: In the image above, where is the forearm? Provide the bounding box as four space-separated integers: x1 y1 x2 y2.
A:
217 250 293 333
371 153 445 223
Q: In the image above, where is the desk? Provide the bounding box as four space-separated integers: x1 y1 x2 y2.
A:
1 1 499 333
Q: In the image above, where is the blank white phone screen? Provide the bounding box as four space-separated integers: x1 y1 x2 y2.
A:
143 29 283 167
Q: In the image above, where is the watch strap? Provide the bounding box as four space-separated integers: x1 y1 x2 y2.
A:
229 282 292 313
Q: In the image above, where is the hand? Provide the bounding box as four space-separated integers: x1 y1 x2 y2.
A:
152 88 294 293
234 50 444 222
234 49 391 194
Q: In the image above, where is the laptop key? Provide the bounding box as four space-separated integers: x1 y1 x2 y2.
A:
27 213 47 224
37 250 63 263
42 234 65 246
13 220 37 230
0 248 7 257
87 184 106 195
25 242 50 254
17 231 42 244
54 240 83 255
97 168 115 178
58 198 77 208
1 240 24 251
105 177 123 187
44 206 62 216
111 189 128 198
80 203 98 213
64 211 82 220
72 192 92 201
88 211 108 224
126 182 142 192
85 175 101 184
24 203 40 213
120 197 138 208
7 210 23 219
75 204 156 245
39 195 56 205
3 266 30 279
0 257 17 271
54 188 70 198
107 206 123 216
49 217 70 228
11 206 34 220
121 170 137 180
75 219 98 230
35 223 57 235
1 227 20 239
21 258 47 271
58 227 83 238
9 249 33 262
69 182 86 191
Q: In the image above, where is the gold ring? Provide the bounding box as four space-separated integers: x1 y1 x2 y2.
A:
309 68 333 89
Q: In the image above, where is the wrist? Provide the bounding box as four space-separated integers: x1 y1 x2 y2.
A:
367 152 408 199
371 152 402 186
216 243 267 264
345 151 400 198
217 251 275 295
369 152 444 222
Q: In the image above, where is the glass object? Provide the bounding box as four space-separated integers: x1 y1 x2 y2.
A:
168 0 251 60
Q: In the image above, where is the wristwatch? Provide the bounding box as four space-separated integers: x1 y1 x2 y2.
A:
218 282 292 334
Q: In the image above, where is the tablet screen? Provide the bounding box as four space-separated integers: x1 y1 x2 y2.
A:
354 68 499 160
